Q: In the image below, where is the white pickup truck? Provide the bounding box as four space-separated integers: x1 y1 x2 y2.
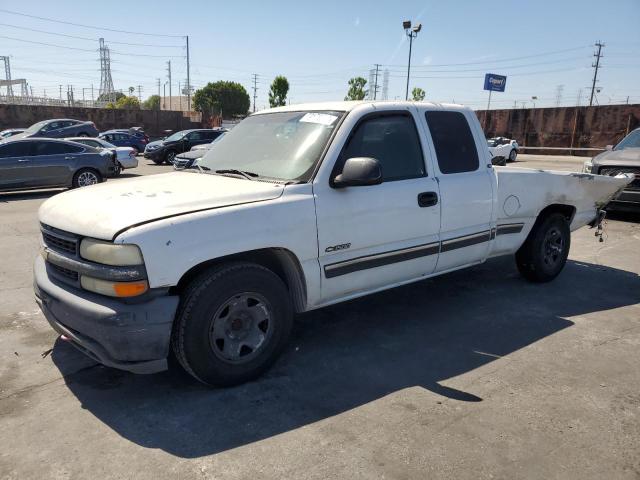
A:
34 101 630 386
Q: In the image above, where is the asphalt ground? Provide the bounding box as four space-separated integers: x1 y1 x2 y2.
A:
1 154 638 479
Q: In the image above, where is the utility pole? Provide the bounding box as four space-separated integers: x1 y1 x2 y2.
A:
576 88 582 107
403 21 422 101
166 60 172 111
178 81 182 111
555 84 564 107
59 85 62 101
186 35 191 111
91 84 94 106
157 78 161 102
251 73 258 112
137 85 143 104
589 41 604 107
373 64 380 100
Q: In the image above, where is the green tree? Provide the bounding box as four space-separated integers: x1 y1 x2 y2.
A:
97 91 124 103
128 86 135 95
115 95 140 110
193 81 250 117
344 77 367 101
412 87 426 102
268 75 290 108
143 94 161 110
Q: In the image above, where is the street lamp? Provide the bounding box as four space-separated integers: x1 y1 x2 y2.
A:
531 96 538 108
403 20 422 101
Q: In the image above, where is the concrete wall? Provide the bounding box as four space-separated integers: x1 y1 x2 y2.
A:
476 104 640 154
0 104 204 137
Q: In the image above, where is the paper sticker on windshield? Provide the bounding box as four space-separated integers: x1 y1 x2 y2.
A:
299 113 338 126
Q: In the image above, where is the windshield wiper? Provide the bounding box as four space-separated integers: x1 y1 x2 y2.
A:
185 163 211 173
214 169 259 180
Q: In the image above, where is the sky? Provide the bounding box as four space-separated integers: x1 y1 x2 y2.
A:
1 0 639 110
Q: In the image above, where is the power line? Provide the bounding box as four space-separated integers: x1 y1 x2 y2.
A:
0 22 184 47
382 45 591 68
0 8 184 38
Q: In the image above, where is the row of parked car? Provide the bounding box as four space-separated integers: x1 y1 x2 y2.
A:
0 116 229 191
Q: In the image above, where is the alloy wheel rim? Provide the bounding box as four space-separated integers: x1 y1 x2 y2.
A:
209 293 274 364
542 227 564 267
77 171 98 186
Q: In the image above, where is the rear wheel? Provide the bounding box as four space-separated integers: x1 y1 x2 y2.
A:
516 213 570 282
112 162 122 176
72 168 101 188
77 132 90 137
172 262 293 386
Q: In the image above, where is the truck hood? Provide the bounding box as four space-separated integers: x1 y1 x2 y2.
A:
593 148 640 166
39 172 285 240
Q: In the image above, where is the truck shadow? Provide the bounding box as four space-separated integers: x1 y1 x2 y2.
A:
52 256 640 458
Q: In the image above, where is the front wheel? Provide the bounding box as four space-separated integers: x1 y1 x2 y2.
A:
508 149 517 162
72 168 101 188
516 213 570 282
165 150 177 164
172 262 293 386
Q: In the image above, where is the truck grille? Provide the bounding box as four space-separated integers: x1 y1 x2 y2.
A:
598 166 640 190
49 263 79 282
41 225 79 256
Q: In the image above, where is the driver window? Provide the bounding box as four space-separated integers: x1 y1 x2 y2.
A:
341 113 426 182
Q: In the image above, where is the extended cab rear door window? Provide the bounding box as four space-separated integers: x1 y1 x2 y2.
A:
341 113 425 181
425 111 479 174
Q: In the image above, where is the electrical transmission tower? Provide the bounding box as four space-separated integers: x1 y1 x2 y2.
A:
98 38 115 102
367 69 375 100
589 41 604 107
1 56 14 97
381 69 389 100
555 84 564 107
371 64 381 100
251 73 259 112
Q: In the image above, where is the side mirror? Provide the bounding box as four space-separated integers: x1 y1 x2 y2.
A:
332 157 383 188
605 144 613 151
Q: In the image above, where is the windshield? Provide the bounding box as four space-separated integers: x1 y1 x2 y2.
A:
197 111 343 181
24 120 48 134
165 131 186 142
615 130 640 150
487 139 498 147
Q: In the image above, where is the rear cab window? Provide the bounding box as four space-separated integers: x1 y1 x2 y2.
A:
425 111 479 174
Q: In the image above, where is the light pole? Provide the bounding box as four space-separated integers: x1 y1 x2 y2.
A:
403 20 422 101
531 96 538 108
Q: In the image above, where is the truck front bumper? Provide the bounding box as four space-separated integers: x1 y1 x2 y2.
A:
34 256 179 374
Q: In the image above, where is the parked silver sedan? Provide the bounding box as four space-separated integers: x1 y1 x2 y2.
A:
66 137 138 176
0 138 114 191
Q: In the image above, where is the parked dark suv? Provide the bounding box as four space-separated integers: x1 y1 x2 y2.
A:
586 127 640 211
11 119 99 140
143 129 224 164
0 139 114 191
99 130 148 154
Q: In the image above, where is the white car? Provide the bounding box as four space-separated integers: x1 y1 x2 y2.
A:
65 137 138 175
488 137 519 165
36 101 630 386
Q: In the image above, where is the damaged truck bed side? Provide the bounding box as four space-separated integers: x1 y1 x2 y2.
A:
34 101 631 386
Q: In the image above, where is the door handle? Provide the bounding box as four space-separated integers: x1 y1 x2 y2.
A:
417 191 438 207
65 156 75 160
17 158 30 162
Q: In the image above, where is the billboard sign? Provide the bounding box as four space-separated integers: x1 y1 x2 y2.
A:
484 73 507 92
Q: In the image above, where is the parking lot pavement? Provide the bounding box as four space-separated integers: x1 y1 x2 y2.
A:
1 155 638 479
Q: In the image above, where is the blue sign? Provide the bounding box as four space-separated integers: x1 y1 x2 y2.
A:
484 73 507 92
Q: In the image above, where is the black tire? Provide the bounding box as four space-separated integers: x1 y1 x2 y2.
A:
72 168 102 188
152 158 164 165
508 149 517 162
516 213 570 282
77 132 90 137
165 150 177 164
172 262 293 386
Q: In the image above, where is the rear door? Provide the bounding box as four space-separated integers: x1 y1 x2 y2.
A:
0 142 33 189
422 109 495 272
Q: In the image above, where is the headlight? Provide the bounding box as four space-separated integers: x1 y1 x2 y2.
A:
81 276 148 297
583 162 593 173
80 238 144 266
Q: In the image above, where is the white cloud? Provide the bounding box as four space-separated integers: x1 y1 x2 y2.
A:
354 17 360 27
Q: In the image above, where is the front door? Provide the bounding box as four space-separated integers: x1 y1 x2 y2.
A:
0 141 33 189
314 109 441 302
